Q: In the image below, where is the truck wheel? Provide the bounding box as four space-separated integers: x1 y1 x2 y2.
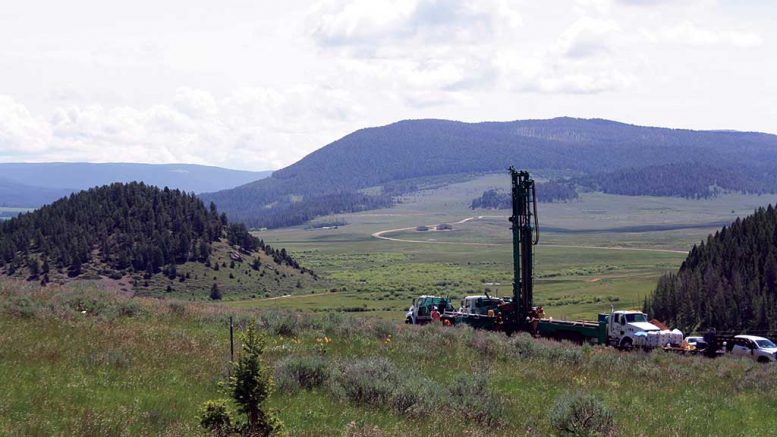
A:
619 338 633 351
757 356 770 363
405 317 412 324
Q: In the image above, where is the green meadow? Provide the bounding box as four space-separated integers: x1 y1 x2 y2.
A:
243 173 777 323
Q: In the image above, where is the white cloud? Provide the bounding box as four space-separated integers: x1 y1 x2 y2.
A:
0 96 51 154
310 0 496 47
0 0 776 170
556 17 619 58
0 86 364 170
646 21 763 47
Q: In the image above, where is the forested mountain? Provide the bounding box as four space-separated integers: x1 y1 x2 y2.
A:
0 163 270 208
202 118 777 228
573 163 775 199
645 205 777 335
0 183 312 297
470 182 579 209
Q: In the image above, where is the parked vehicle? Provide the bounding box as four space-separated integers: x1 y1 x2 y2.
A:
405 295 453 325
685 336 708 350
728 335 777 363
459 295 504 315
605 311 682 349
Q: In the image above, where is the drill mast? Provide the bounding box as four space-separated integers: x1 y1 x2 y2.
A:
509 167 539 325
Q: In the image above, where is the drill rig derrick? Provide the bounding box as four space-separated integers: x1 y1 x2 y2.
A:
500 167 539 334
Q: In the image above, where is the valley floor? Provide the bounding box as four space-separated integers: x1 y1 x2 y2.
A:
245 173 777 322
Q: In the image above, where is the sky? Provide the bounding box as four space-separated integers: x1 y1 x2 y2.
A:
0 0 775 171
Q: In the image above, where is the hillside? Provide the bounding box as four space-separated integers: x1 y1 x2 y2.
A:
0 183 315 298
645 205 777 334
573 163 775 199
0 163 270 208
202 117 777 228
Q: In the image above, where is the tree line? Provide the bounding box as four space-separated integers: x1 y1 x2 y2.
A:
219 191 394 229
573 163 777 199
470 182 579 209
645 204 777 335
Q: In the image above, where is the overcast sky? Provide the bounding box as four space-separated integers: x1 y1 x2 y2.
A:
0 0 775 171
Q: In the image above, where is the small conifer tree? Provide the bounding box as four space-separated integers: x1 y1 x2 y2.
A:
210 283 222 300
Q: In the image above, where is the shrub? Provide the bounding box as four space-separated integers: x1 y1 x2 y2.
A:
329 357 400 408
549 391 615 436
275 355 330 393
198 399 233 435
366 318 396 340
468 331 507 359
2 295 41 318
447 375 505 427
328 357 439 418
48 290 144 320
258 312 300 337
391 376 439 417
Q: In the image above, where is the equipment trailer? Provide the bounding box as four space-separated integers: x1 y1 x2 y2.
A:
447 168 683 349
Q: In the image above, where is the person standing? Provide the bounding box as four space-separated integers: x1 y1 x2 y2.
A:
430 306 441 323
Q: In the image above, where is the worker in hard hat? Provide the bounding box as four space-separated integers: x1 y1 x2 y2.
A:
430 306 441 323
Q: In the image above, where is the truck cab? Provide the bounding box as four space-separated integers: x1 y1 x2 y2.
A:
459 295 503 316
729 335 777 363
606 310 662 349
405 295 453 325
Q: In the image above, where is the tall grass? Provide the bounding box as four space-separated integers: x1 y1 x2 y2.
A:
2 281 777 435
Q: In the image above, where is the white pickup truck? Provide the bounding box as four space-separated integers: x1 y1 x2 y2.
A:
729 335 777 363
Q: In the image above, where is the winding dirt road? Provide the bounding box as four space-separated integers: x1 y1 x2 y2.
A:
371 216 688 254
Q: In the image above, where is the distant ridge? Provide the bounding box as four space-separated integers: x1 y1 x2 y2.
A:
0 163 271 208
0 178 73 208
202 117 777 229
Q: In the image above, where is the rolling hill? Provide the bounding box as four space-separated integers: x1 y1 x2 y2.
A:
0 163 271 208
0 183 315 298
202 117 777 228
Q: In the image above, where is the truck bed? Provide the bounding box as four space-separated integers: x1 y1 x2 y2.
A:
538 318 606 344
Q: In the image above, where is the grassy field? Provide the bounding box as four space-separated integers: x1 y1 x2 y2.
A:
3 283 777 436
238 173 777 323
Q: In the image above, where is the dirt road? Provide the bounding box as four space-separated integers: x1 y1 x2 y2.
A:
371 216 688 254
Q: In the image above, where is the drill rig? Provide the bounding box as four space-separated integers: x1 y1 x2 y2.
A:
438 168 680 348
499 167 539 334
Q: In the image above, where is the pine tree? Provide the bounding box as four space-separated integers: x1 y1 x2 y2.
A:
210 283 222 300
227 322 281 435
